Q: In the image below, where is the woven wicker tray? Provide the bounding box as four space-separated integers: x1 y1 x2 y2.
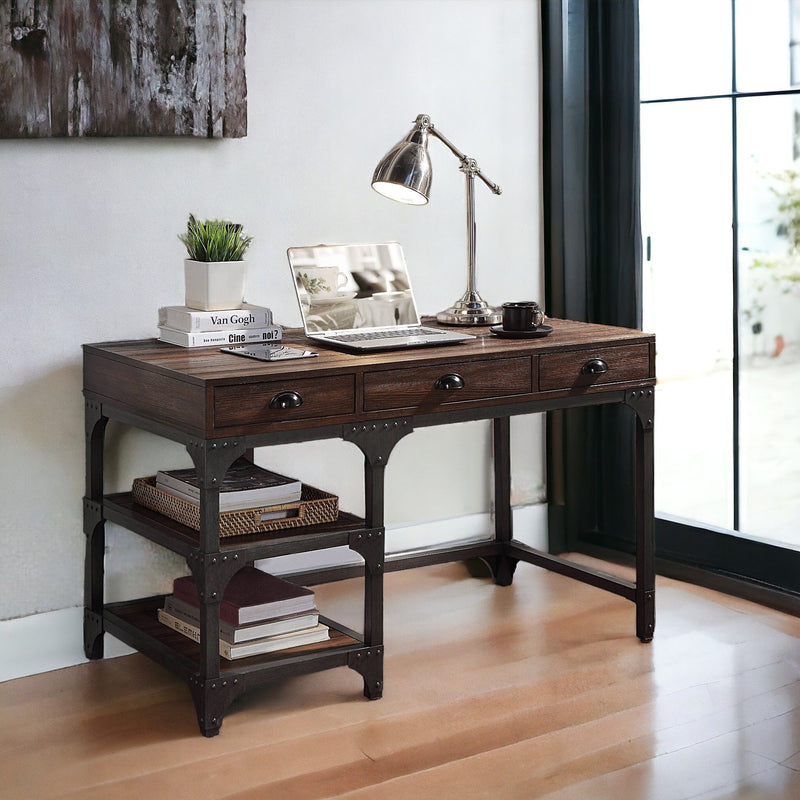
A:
132 476 339 537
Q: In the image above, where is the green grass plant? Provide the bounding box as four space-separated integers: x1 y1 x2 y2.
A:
179 214 253 262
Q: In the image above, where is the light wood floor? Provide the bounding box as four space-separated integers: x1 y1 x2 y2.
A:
3 555 800 800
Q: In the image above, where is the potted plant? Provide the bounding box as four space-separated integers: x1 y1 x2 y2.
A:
179 214 253 310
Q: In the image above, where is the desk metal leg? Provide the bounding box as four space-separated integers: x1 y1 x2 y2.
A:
490 416 517 586
627 388 656 642
344 419 413 698
185 437 247 737
348 530 385 699
83 399 108 659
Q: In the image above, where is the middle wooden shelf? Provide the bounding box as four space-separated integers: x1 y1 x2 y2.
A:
102 490 370 560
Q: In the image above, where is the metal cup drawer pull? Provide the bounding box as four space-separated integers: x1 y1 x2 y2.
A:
581 358 609 375
269 390 303 409
434 373 465 390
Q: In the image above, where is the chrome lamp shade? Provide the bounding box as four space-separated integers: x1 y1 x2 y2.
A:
371 127 431 205
371 113 502 325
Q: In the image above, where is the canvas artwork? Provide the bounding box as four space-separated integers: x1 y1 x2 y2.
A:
0 0 247 138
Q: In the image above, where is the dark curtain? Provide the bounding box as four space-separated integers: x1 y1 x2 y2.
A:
541 0 643 553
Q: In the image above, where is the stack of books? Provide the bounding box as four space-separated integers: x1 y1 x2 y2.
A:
157 304 282 348
158 566 329 659
155 458 303 518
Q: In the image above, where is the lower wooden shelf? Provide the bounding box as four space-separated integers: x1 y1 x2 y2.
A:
104 596 362 675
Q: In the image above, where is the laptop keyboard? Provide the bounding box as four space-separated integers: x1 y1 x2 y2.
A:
328 327 447 343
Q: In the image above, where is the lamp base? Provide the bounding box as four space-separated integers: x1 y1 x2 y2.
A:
436 290 501 326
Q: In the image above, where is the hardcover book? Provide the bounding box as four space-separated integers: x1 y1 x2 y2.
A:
172 566 316 625
157 324 281 348
164 595 319 643
158 304 273 332
155 482 294 516
157 608 329 659
156 458 302 510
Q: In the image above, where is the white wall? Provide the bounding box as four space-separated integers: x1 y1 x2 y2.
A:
0 0 542 624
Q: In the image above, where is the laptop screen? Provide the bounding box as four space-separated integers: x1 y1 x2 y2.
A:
288 243 422 334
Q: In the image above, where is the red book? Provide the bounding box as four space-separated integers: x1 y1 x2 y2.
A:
172 566 315 625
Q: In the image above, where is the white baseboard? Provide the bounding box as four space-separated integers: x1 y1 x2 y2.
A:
0 607 136 683
1 504 547 683
255 502 548 574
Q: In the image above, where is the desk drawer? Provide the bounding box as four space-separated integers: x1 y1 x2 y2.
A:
364 357 532 412
214 375 355 427
539 344 651 391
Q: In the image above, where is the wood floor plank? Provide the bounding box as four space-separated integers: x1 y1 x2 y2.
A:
2 558 799 800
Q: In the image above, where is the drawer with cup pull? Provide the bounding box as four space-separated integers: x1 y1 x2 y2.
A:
538 344 651 391
363 357 533 412
213 374 356 427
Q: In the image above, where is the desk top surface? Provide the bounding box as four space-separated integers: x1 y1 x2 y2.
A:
84 318 654 386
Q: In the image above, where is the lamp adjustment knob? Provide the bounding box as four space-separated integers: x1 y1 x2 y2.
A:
434 373 465 391
581 359 609 376
269 391 303 410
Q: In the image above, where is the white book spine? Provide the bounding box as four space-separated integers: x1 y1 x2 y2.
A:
155 471 302 508
157 609 329 659
158 609 202 643
221 624 329 659
155 481 294 515
164 596 319 643
158 324 282 348
158 305 273 332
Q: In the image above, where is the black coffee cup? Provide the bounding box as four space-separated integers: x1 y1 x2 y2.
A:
502 301 545 331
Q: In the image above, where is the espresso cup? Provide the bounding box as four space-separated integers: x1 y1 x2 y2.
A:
502 301 545 331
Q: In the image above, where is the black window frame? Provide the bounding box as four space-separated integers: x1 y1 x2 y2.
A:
541 0 800 613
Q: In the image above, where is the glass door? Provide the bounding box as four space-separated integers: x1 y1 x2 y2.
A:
737 92 800 543
640 0 800 567
641 98 734 531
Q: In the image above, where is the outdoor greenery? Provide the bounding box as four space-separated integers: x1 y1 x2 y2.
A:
179 214 253 262
772 167 800 253
744 167 800 333
750 167 800 290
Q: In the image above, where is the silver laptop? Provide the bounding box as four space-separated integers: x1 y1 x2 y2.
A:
287 242 475 352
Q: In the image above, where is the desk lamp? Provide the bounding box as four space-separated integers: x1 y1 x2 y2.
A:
371 113 502 326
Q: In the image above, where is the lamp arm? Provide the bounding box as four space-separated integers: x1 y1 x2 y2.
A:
416 114 502 195
430 127 501 194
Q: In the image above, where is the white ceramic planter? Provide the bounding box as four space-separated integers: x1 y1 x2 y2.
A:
184 259 247 311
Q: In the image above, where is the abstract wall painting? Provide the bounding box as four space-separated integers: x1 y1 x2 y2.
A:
0 0 247 138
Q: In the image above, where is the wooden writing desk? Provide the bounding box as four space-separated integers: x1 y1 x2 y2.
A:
83 318 655 736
